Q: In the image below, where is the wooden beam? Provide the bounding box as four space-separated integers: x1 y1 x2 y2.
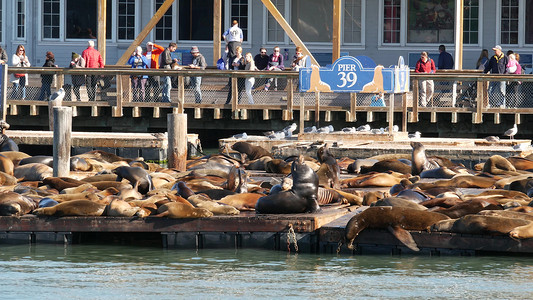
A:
261 0 319 66
213 0 222 66
116 0 175 65
332 0 341 63
97 0 106 63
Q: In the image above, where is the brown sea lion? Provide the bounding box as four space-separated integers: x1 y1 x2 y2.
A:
0 171 18 186
347 158 379 174
0 155 14 175
217 193 263 210
371 197 428 210
0 151 31 163
14 163 53 181
506 156 533 171
105 199 140 217
265 159 292 174
256 155 319 214
89 181 132 191
483 155 518 175
478 210 533 221
360 159 412 174
33 199 106 216
341 172 406 188
246 156 273 170
414 175 498 189
507 177 533 194
362 191 387 206
438 199 502 218
19 155 54 167
231 141 271 160
43 177 88 192
188 194 240 215
432 215 530 236
509 222 533 239
70 157 91 171
411 142 440 176
420 197 463 209
48 191 99 203
0 191 37 216
81 174 118 182
60 183 96 195
155 202 213 218
76 150 131 163
316 144 340 189
345 206 450 251
113 166 153 194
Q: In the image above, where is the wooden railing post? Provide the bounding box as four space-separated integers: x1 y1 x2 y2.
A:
231 76 238 113
474 79 484 123
348 92 357 122
113 72 123 117
299 92 305 134
402 93 407 132
314 91 320 127
53 107 72 177
411 80 419 122
177 75 185 113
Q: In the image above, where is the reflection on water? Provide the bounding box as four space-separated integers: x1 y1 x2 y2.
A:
1 244 533 299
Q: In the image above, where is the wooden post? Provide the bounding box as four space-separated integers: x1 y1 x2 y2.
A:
475 79 484 123
53 107 72 177
177 76 185 113
167 113 187 171
97 0 106 63
231 76 238 112
116 0 174 65
314 91 320 127
287 78 294 112
349 92 357 122
113 73 123 117
332 0 341 63
48 93 63 131
388 93 394 135
412 80 419 122
402 93 407 132
213 0 222 65
0 64 7 121
299 92 305 134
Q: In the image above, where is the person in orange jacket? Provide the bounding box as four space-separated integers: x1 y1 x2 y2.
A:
143 41 164 100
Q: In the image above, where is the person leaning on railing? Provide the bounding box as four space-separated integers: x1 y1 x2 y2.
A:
0 45 7 64
38 51 59 101
414 51 435 107
483 45 508 108
244 52 259 104
143 41 164 100
127 46 150 102
188 46 206 104
82 40 104 101
159 42 178 103
11 44 30 100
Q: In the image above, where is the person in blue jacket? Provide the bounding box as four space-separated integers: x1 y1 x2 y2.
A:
127 46 149 102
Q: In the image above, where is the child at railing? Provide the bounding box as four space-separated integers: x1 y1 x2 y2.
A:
370 92 386 107
39 51 59 100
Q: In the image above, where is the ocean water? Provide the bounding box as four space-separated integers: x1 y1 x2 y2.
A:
1 244 532 299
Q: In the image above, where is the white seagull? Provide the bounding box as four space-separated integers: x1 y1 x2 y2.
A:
282 123 297 138
49 88 65 102
504 124 518 140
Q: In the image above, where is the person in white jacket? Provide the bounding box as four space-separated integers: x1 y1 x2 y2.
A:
11 44 31 99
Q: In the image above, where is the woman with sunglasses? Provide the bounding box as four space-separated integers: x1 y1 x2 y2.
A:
265 46 285 91
11 45 31 99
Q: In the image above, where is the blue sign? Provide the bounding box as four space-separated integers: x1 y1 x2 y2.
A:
299 56 409 93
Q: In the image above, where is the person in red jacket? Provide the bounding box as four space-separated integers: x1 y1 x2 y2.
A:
143 41 164 100
414 51 436 107
82 40 104 101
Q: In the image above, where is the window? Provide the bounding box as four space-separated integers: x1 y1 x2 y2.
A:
344 0 362 44
292 0 332 43
229 0 248 41
156 0 173 41
383 0 400 44
178 0 213 41
526 1 533 44
0 1 3 43
463 0 479 44
501 0 519 44
43 0 60 39
267 0 285 43
16 0 25 39
118 0 135 40
407 0 454 43
66 0 112 39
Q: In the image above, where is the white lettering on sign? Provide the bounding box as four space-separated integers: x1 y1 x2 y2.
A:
338 64 358 72
337 72 357 88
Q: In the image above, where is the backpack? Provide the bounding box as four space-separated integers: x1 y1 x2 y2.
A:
217 57 225 70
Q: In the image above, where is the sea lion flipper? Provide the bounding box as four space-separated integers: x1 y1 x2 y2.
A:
387 225 420 252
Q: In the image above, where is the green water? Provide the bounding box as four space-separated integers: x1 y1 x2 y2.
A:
1 244 532 299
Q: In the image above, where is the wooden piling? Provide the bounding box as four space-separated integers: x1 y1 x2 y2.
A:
48 93 63 131
53 107 72 177
167 113 187 171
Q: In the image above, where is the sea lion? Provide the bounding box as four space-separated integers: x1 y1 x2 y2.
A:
0 191 37 216
506 156 533 171
341 172 406 188
507 177 533 194
396 189 431 203
105 199 140 217
389 179 413 195
419 166 457 179
371 196 428 210
0 171 19 186
345 206 450 251
316 187 345 205
14 163 53 181
360 159 412 174
38 198 59 208
0 155 14 175
155 202 213 218
255 155 320 214
218 193 263 210
231 141 271 160
264 159 292 174
0 134 19 151
411 142 439 175
81 173 118 183
89 181 132 191
432 215 531 236
509 222 533 239
347 158 379 174
43 177 88 192
362 191 387 206
0 151 31 163
437 199 502 218
33 199 106 216
188 194 240 215
478 210 533 221
76 150 131 163
246 156 273 171
70 157 91 171
413 175 498 189
172 181 197 199
316 144 340 189
19 156 54 167
482 155 518 175
113 166 153 194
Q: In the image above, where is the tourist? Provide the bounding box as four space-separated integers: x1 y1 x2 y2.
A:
159 42 178 102
244 52 259 104
484 45 508 108
69 52 86 101
11 44 30 100
414 51 435 107
127 46 150 102
38 51 58 100
188 46 207 104
476 49 489 70
144 41 165 101
437 45 454 69
223 20 243 65
254 47 269 71
82 40 105 101
506 53 522 107
265 46 284 91
225 46 245 104
370 92 386 107
0 45 7 64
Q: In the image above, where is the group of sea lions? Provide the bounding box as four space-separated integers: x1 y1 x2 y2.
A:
2 137 533 252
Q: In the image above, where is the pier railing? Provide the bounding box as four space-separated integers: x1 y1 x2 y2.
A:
4 66 533 125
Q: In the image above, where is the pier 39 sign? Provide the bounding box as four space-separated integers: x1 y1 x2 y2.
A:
298 56 409 94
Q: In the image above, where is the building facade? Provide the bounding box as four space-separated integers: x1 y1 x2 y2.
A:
1 0 532 71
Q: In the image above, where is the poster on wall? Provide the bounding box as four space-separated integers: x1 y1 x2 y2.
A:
407 0 455 43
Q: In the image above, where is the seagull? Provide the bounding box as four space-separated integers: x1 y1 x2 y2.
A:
370 128 385 134
233 132 248 139
267 131 285 140
282 123 297 138
408 131 421 139
504 124 518 140
317 125 334 133
485 136 500 142
342 127 356 133
385 125 399 133
49 88 65 102
356 124 371 132
303 126 317 133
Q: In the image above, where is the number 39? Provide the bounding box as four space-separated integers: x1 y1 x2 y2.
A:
337 72 357 88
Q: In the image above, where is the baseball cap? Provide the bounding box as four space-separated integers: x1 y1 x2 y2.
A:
492 45 502 51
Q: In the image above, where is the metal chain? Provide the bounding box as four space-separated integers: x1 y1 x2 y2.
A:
336 241 343 255
287 224 299 253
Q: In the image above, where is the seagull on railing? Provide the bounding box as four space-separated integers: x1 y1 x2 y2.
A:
49 88 65 102
504 124 518 140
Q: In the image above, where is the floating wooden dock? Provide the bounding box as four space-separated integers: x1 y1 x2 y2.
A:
6 130 200 160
